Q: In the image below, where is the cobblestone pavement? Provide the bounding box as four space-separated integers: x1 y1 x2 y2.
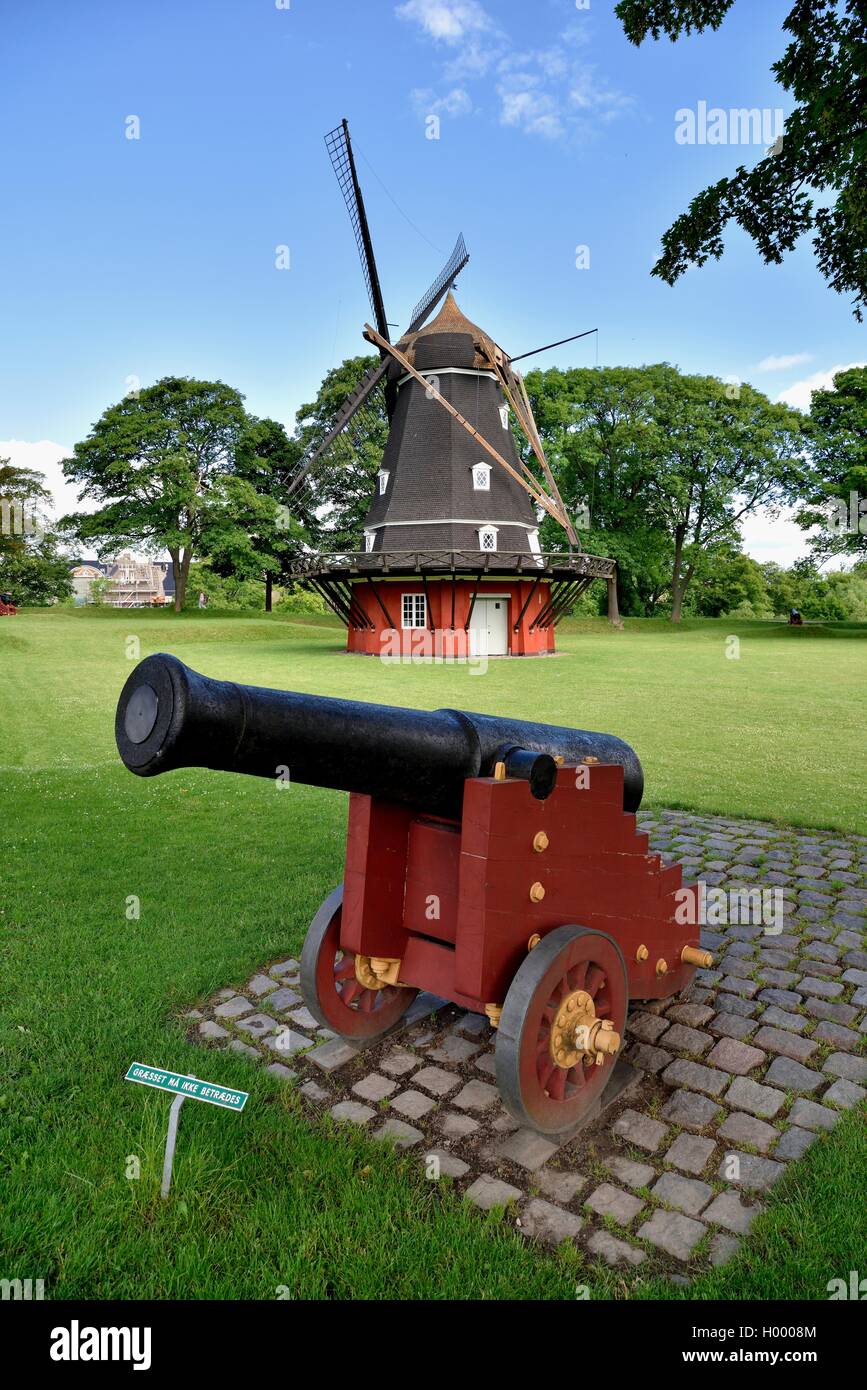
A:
185 810 867 1276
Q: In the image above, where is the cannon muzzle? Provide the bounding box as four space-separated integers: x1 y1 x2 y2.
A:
115 653 643 818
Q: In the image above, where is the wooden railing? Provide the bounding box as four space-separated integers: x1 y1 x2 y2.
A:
289 549 616 579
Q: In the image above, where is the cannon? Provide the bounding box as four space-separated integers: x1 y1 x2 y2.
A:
116 653 712 1134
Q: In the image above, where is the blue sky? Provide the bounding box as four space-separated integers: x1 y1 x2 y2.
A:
2 0 863 561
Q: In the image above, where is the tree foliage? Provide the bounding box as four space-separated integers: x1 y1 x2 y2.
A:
526 364 807 619
795 365 867 560
292 355 389 550
615 0 867 317
61 377 287 610
0 461 72 605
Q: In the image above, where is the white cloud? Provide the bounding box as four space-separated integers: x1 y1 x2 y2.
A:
498 81 564 140
411 86 473 118
396 0 492 45
444 38 502 79
776 361 867 412
399 6 629 141
0 439 83 521
568 67 633 124
757 352 813 372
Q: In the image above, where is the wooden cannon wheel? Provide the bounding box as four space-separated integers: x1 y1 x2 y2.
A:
300 884 418 1041
495 925 628 1135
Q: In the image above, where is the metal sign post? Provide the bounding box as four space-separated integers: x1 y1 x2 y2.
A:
125 1063 249 1199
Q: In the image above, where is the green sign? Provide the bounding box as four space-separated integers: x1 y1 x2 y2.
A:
125 1063 248 1111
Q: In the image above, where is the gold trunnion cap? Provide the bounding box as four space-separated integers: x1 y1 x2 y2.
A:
681 945 714 968
529 881 545 903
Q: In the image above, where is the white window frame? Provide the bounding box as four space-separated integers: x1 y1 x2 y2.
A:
377 470 389 495
498 404 509 430
478 524 499 552
528 528 541 555
472 463 491 492
401 592 427 629
363 530 374 553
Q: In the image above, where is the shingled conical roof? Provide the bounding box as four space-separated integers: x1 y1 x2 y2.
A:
417 290 483 338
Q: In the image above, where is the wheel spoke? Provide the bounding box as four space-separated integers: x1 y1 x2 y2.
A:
537 1058 558 1093
340 977 363 1005
550 980 568 1009
586 964 605 996
547 1067 567 1101
567 1062 585 1091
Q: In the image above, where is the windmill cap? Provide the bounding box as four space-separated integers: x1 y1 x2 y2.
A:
397 291 505 370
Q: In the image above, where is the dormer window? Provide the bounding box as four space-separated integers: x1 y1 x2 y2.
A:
478 525 498 552
472 463 491 492
528 529 541 555
377 470 389 496
498 404 509 430
363 530 374 552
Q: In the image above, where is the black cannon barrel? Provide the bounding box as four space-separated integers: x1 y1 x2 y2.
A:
115 653 643 818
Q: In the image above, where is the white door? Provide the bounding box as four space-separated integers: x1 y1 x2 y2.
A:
469 598 509 656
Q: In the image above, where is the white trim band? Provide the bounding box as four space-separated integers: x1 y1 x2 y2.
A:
367 518 537 531
397 367 498 389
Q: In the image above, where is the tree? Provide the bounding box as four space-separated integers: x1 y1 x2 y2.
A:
786 557 851 619
526 365 675 614
527 365 806 620
647 373 806 620
762 560 801 616
0 461 71 605
293 355 389 550
688 545 771 617
616 0 867 317
795 365 867 560
235 416 307 610
61 377 258 611
88 576 113 606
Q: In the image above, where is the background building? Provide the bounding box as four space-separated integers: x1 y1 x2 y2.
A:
68 553 175 607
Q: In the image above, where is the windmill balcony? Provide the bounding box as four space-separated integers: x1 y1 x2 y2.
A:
290 549 616 658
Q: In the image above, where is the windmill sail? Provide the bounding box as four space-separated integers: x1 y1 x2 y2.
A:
287 361 388 499
407 233 469 333
325 120 389 342
287 124 471 525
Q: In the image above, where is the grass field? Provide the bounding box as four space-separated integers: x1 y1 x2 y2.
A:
1 606 865 1300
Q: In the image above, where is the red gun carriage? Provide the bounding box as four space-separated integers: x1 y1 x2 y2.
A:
116 654 713 1135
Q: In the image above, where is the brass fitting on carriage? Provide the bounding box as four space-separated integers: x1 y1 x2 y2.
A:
549 989 622 1070
354 955 409 988
681 944 714 968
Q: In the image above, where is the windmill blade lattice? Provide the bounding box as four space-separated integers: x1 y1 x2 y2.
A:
325 121 389 341
287 361 388 500
407 233 469 333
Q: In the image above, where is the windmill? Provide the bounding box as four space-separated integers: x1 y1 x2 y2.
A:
286 119 619 656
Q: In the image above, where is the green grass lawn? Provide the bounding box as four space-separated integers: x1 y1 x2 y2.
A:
1 606 865 1299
